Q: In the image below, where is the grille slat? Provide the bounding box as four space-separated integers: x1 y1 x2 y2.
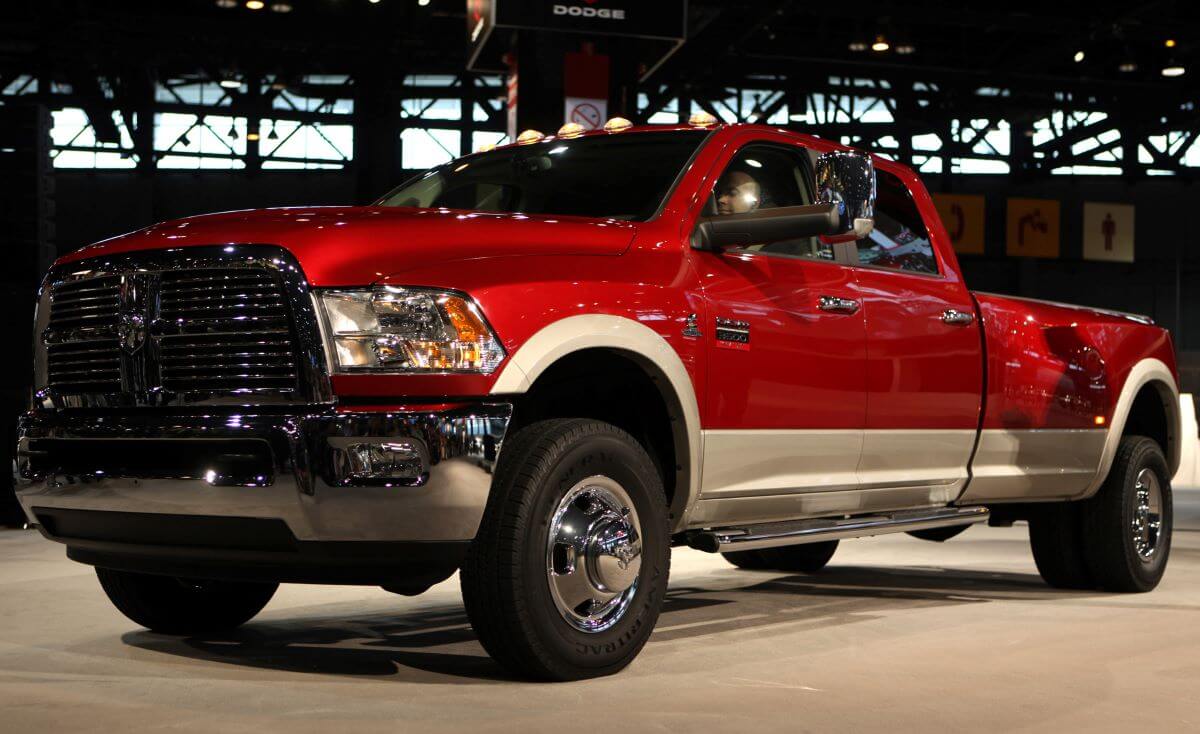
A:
158 268 298 394
45 333 122 394
48 277 121 335
47 277 123 394
45 266 300 397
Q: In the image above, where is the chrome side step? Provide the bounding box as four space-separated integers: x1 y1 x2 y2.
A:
686 506 990 554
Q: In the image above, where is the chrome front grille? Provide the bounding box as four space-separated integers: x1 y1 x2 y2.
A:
157 269 299 393
48 275 121 332
46 338 122 393
37 247 326 407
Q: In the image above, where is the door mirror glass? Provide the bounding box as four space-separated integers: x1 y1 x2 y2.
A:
815 151 876 241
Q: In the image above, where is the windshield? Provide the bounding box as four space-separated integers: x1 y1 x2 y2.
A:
376 130 708 221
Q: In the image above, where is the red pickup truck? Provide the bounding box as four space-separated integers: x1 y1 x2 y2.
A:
16 120 1180 680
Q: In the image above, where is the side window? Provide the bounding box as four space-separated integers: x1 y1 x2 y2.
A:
709 144 834 262
854 170 939 275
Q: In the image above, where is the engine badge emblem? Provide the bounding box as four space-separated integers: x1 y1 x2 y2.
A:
117 311 147 353
116 273 148 354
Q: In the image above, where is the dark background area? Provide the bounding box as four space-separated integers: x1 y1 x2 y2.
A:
3 0 1200 524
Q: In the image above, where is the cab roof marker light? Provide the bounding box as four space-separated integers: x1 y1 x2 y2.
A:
604 116 633 132
557 122 586 138
516 129 545 145
688 111 718 127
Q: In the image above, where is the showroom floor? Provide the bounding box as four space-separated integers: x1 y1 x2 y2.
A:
2 494 1198 733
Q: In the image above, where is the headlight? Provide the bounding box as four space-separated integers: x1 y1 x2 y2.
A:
317 287 505 374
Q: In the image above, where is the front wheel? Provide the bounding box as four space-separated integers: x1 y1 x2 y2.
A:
96 568 277 635
460 419 671 681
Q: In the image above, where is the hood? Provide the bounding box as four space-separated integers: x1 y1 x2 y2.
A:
58 206 638 286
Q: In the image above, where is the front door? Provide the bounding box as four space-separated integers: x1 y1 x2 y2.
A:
691 140 868 520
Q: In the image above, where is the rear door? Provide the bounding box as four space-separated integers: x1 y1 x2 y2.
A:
849 166 983 498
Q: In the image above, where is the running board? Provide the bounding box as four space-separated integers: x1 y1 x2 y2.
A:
685 506 990 554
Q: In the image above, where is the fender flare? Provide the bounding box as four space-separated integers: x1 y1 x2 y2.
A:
1082 357 1180 498
489 314 703 531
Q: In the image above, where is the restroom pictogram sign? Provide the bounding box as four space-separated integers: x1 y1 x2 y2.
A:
1083 202 1135 263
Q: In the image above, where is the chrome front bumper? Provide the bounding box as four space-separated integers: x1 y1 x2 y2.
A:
15 403 511 545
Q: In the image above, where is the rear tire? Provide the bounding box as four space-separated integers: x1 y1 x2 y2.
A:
758 540 839 573
460 419 671 681
1029 501 1094 590
1082 436 1172 592
723 541 839 573
96 568 277 635
721 550 773 570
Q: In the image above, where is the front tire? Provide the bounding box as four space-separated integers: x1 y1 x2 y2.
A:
96 568 277 635
460 419 670 681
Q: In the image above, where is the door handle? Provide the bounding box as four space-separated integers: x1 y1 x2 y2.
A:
817 295 861 315
941 308 975 326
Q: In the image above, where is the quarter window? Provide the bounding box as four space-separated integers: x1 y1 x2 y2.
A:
855 170 939 275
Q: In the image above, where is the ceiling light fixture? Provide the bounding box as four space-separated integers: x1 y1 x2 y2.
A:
1165 39 1177 48
1118 61 1137 73
895 44 915 55
227 123 239 140
1162 63 1186 77
219 78 242 89
848 41 868 52
215 0 237 7
418 0 431 5
247 132 261 141
245 0 265 9
269 1 292 11
268 121 279 140
1073 50 1085 63
871 34 890 52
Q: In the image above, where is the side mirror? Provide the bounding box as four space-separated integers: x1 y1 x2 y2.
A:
691 204 841 252
814 150 876 241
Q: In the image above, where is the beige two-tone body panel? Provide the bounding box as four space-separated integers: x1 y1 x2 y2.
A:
958 357 1180 504
491 314 1179 529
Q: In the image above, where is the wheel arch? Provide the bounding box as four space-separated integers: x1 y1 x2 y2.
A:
1084 357 1180 497
490 314 702 531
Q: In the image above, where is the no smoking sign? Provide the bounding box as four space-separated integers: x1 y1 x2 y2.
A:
564 96 607 131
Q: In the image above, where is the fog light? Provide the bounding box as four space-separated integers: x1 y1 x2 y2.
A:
329 438 431 486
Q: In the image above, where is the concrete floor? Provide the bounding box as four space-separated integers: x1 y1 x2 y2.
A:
2 494 1199 733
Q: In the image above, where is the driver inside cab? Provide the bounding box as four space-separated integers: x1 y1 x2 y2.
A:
715 169 762 215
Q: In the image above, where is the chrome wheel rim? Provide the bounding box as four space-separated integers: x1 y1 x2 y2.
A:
1131 467 1164 561
546 475 643 633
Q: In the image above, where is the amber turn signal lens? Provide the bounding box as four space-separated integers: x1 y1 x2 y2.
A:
440 295 487 342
